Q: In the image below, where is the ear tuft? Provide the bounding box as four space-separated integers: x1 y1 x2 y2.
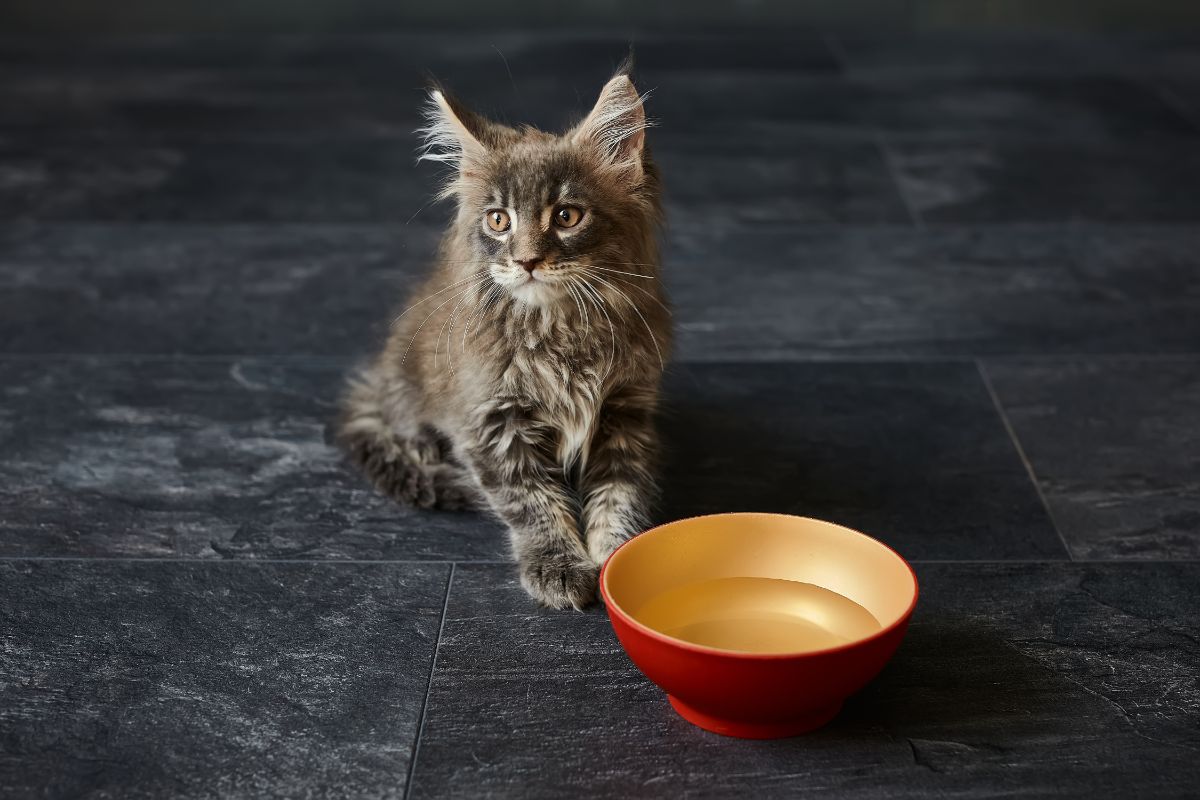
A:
614 48 636 79
573 74 652 181
416 89 488 168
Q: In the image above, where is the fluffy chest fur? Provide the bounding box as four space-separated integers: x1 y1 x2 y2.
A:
493 314 610 467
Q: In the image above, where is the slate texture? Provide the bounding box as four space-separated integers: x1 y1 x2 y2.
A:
1 29 1198 800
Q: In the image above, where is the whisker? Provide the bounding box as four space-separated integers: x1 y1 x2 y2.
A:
568 258 662 269
585 270 665 372
566 280 590 339
391 270 490 327
580 264 657 280
425 258 508 266
402 277 490 364
440 280 480 374
462 284 502 354
404 198 433 226
493 45 520 105
604 274 673 317
435 257 663 271
482 285 506 337
574 276 617 379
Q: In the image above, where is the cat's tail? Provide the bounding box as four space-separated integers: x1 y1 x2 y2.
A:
336 366 401 456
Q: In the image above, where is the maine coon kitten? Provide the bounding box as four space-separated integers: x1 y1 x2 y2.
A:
338 65 670 609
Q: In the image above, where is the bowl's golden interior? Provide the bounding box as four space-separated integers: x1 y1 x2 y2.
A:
604 514 916 655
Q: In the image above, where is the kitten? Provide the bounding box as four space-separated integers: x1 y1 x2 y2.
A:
338 64 670 609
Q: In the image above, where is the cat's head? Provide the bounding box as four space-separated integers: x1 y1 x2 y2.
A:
419 66 660 307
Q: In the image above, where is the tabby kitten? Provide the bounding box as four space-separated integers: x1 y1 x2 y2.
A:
338 65 670 609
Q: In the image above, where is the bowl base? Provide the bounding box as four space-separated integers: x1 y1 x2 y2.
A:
667 695 842 739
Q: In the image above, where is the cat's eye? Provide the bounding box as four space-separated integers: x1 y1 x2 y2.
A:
553 206 583 229
485 210 511 233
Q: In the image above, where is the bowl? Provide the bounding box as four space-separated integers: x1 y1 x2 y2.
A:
600 513 918 739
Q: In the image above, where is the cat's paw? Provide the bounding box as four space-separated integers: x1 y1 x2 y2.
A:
341 431 436 508
519 549 598 610
410 424 453 465
429 465 484 511
375 455 437 509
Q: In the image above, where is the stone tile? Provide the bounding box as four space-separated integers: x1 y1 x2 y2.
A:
0 68 426 137
630 31 841 74
1158 78 1200 130
0 34 360 70
0 223 442 356
0 136 432 222
2 27 1198 800
0 57 567 139
657 139 910 224
441 31 841 130
985 359 1200 560
0 560 449 799
834 32 1200 77
659 362 1064 561
5 68 1192 146
664 224 1200 359
1068 224 1200 352
0 359 1055 562
0 131 907 224
886 137 1200 222
648 74 1197 142
0 35 889 226
0 31 839 75
0 33 835 137
0 32 520 75
6 224 1199 359
408 562 1200 799
0 357 507 560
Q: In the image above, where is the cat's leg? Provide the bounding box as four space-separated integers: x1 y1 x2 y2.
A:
337 364 483 510
461 399 596 609
581 385 660 567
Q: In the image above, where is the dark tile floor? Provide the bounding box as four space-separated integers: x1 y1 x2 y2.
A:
1 30 1198 799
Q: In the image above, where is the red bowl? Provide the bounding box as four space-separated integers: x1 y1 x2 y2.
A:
600 513 918 738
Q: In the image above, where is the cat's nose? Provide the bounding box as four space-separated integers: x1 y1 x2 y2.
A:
513 257 543 273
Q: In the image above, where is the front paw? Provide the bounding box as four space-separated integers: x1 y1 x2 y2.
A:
519 548 598 610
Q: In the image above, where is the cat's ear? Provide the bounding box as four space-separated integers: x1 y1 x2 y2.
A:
573 71 650 184
417 87 493 173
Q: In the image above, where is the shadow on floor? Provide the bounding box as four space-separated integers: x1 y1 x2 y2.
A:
657 398 877 523
817 621 1060 767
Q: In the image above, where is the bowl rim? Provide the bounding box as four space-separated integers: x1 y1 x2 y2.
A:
599 512 920 660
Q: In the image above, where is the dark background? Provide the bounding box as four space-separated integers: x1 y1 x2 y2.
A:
5 0 1200 32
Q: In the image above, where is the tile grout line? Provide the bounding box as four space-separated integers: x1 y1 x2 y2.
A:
911 558 1200 565
0 556 512 565
874 131 925 229
0 555 1195 565
403 561 454 800
975 358 1075 561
